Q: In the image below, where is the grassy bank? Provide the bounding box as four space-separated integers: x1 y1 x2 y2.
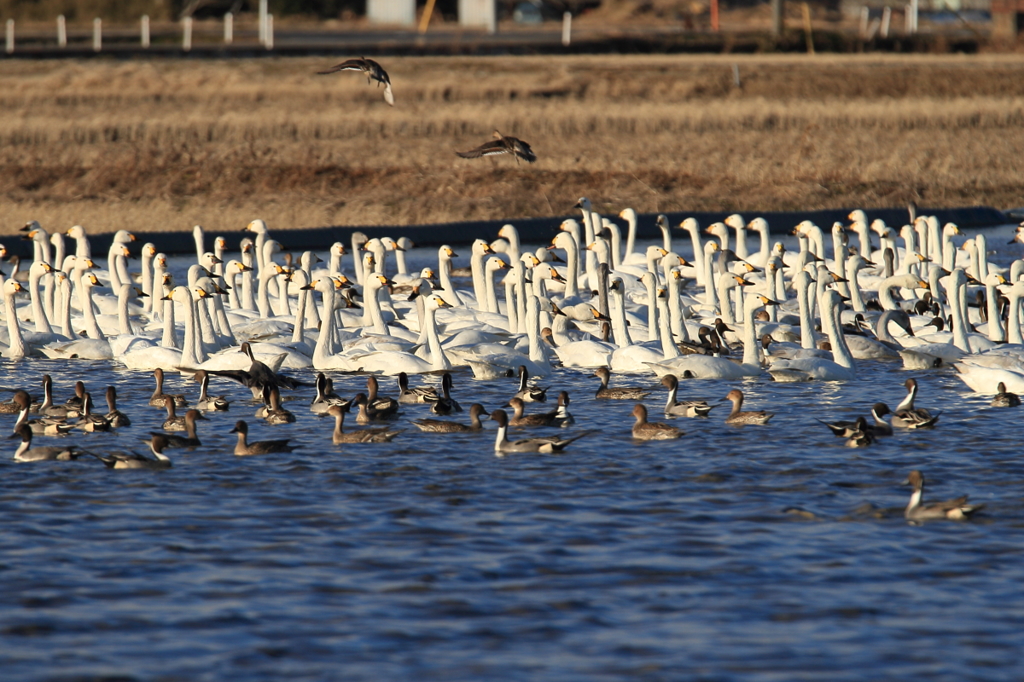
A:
3 54 1024 235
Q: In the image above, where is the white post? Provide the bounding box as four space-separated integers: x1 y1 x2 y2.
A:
183 17 192 51
224 12 233 44
881 7 891 37
859 6 869 37
907 0 917 33
561 12 571 46
5 19 13 54
57 15 67 48
141 15 150 48
266 14 273 49
93 18 102 52
487 2 497 34
259 0 268 44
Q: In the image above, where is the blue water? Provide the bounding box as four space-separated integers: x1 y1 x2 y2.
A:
3 227 1024 681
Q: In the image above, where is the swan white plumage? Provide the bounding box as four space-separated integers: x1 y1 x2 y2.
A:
768 289 856 382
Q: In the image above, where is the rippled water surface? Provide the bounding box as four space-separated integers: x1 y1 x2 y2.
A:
3 228 1024 681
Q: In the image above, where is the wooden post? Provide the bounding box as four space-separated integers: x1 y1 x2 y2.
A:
907 0 918 33
266 14 273 49
142 15 150 48
562 12 572 46
711 0 719 32
859 6 869 37
770 0 784 36
57 15 67 47
881 7 891 37
93 18 102 52
258 0 268 44
418 0 437 33
802 2 814 53
183 17 192 51
224 12 233 44
5 19 13 54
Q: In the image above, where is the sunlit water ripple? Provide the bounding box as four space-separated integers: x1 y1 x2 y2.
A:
3 227 1024 680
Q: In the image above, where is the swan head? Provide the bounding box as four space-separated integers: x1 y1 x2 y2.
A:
439 245 458 260
331 242 347 257
485 257 509 273
4 280 24 296
619 208 636 222
426 296 453 311
656 214 669 230
244 219 267 234
382 237 403 252
472 239 494 255
724 214 745 230
66 225 86 239
705 222 727 238
497 224 518 241
848 209 867 223
574 197 591 211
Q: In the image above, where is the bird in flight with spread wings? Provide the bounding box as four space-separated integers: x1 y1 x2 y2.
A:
317 57 394 106
456 130 537 164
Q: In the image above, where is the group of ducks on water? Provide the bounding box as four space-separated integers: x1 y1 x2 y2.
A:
4 204 1024 523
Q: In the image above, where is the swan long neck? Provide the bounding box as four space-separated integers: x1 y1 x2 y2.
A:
796 273 815 350
117 284 133 336
845 259 866 313
485 266 500 314
742 294 760 367
687 227 706 287
424 304 450 371
4 289 26 358
644 277 658 343
703 244 718 308
986 281 1004 343
624 216 637 263
29 269 52 335
471 250 487 310
609 286 631 347
824 292 855 369
658 298 679 359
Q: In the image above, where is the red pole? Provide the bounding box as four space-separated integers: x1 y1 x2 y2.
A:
711 0 719 32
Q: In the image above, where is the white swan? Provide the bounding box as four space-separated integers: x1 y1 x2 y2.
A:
769 289 856 382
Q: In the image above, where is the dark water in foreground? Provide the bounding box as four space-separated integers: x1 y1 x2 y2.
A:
4 233 1024 681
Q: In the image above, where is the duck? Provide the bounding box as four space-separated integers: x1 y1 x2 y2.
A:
193 370 231 411
429 372 462 415
844 418 875 448
723 389 773 425
74 393 111 432
309 373 348 414
397 371 439 404
489 409 591 454
328 405 402 444
152 409 207 448
513 365 549 403
505 397 558 427
660 374 714 417
207 341 309 399
91 435 173 470
9 423 82 461
352 392 397 423
819 403 893 438
12 391 72 435
150 368 188 408
103 386 131 428
161 395 188 432
631 404 683 440
261 387 296 425
230 420 296 456
904 470 983 521
892 378 940 428
991 382 1021 408
316 57 395 106
38 374 73 418
550 391 575 427
594 367 650 400
413 403 490 433
64 381 87 410
366 375 400 417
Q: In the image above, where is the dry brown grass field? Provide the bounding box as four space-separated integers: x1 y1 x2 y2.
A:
3 54 1024 235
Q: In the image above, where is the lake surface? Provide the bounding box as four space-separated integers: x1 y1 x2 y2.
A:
3 226 1024 681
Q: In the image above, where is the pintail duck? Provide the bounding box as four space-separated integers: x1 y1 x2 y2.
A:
677 326 717 356
843 417 875 448
457 130 536 164
207 342 309 399
162 395 188 432
152 410 207 449
259 386 296 425
631 404 683 441
904 470 983 521
92 435 173 470
513 365 548 403
194 370 230 412
12 391 72 435
413 403 490 433
230 420 296 456
660 374 713 417
328 405 402 444
9 423 82 461
38 374 72 418
594 367 650 400
991 382 1021 408
429 373 463 415
75 393 112 432
366 375 400 418
892 378 940 428
819 403 892 438
150 368 188 408
104 386 131 428
505 397 558 427
310 373 348 414
65 381 87 410
317 57 394 106
723 389 773 425
352 392 398 423
397 371 439 404
551 391 574 427
489 409 591 454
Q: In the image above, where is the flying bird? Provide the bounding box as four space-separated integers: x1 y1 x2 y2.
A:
456 130 537 164
317 57 394 106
